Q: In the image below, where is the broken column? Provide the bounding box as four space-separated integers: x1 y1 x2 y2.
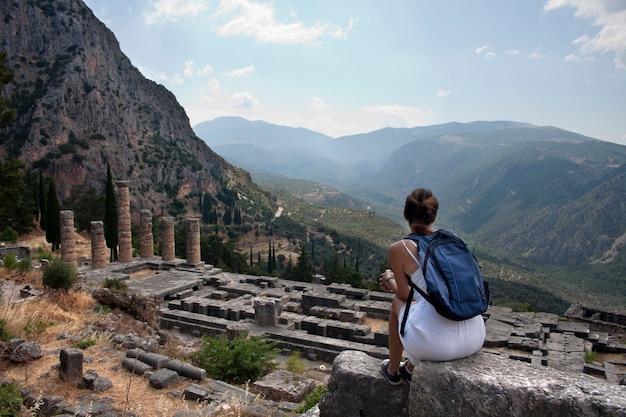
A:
60 210 76 264
253 298 282 326
90 221 107 268
186 218 201 265
59 348 83 382
116 180 132 263
140 209 154 258
161 216 175 261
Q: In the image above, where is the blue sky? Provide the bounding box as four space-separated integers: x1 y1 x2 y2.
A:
83 0 626 144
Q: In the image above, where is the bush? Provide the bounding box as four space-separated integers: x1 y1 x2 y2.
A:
0 227 18 243
42 258 77 290
17 256 32 272
1 253 17 269
191 333 278 385
0 382 22 417
297 385 328 413
286 350 306 374
0 318 18 342
102 278 128 293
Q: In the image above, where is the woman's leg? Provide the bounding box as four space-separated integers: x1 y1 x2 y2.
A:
387 297 405 373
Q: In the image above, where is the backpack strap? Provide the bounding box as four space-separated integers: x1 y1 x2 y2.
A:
399 234 426 337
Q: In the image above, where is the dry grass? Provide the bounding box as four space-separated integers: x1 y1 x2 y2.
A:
0 285 210 416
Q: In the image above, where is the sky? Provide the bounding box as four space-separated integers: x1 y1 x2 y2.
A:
82 0 626 145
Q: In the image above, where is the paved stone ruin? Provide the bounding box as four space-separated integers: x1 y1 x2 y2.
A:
79 254 626 386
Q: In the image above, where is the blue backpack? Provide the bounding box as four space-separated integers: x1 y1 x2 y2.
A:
400 230 489 336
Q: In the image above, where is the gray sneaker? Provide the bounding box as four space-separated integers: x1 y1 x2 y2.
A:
380 359 402 385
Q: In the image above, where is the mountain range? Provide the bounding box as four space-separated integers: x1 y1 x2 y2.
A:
195 117 626 267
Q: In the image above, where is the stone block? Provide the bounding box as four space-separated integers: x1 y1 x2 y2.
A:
149 368 179 389
251 369 317 403
59 348 83 382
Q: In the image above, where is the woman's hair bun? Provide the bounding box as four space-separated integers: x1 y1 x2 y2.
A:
403 188 438 225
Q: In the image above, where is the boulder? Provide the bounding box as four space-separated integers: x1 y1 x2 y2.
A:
319 350 626 417
9 341 42 363
149 368 179 389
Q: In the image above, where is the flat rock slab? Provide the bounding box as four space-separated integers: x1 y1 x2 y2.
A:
319 350 626 417
251 369 317 402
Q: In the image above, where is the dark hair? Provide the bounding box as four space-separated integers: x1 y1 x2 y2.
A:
403 188 438 230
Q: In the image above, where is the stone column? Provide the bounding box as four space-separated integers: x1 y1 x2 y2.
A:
116 180 133 263
60 210 76 264
90 221 107 268
161 217 175 261
186 218 201 265
140 210 154 258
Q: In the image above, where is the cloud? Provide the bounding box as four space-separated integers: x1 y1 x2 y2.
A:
436 89 451 98
212 0 354 45
544 0 626 69
310 96 330 110
206 78 221 92
476 45 496 59
144 0 209 24
138 66 184 85
230 92 260 110
224 65 256 77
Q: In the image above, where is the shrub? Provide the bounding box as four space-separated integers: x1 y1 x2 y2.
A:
102 278 128 293
17 256 32 272
0 227 18 243
72 338 96 349
0 382 22 417
297 385 328 413
584 349 597 363
191 333 278 385
2 253 17 269
38 250 54 262
286 350 306 374
0 318 18 342
42 258 77 290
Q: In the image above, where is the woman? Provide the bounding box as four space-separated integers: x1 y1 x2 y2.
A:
379 188 485 385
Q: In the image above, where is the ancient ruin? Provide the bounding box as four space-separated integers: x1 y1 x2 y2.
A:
32 180 623 414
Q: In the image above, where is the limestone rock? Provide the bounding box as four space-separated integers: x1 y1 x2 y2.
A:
9 341 42 363
149 368 179 389
319 350 626 417
251 369 317 402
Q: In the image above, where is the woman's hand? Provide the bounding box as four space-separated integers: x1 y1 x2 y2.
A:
379 269 396 293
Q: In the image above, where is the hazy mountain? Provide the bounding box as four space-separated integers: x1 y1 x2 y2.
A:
0 0 274 221
194 116 626 267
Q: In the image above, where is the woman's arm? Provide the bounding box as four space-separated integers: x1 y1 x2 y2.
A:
385 241 412 301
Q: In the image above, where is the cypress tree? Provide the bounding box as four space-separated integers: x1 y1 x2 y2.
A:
289 246 313 282
45 180 61 251
104 164 118 262
267 240 273 274
38 171 47 231
272 243 276 273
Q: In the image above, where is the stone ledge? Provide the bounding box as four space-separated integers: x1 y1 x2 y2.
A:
319 350 626 417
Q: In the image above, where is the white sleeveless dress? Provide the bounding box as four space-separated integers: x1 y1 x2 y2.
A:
398 239 485 364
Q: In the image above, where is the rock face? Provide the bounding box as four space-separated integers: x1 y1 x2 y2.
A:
0 0 272 219
319 350 626 417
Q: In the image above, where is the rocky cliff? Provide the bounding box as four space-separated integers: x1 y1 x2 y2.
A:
0 0 273 220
